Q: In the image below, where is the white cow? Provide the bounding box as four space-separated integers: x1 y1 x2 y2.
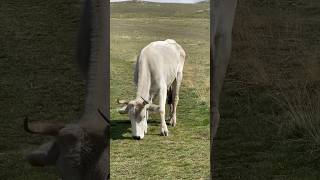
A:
118 39 186 140
211 0 237 178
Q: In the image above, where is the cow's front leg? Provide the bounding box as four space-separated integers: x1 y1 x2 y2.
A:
159 87 169 136
143 111 148 134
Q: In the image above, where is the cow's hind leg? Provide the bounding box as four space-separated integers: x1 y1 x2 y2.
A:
159 86 169 136
167 86 174 120
169 72 182 127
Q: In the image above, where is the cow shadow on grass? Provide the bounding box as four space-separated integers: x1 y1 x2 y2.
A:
111 119 162 140
111 119 131 140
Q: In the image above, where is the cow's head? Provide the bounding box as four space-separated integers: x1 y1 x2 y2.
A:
117 97 159 140
24 109 109 179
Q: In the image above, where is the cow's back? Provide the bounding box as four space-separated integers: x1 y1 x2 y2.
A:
134 39 185 90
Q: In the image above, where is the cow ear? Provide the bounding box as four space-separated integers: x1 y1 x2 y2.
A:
147 104 160 113
136 102 146 110
118 105 129 114
26 140 59 167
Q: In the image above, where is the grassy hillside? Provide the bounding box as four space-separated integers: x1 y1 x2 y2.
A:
214 0 320 179
110 1 210 179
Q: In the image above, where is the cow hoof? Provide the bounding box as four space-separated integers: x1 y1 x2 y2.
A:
169 120 176 127
160 131 169 136
160 129 169 136
169 117 176 127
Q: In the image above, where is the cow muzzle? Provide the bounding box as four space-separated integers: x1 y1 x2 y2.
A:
132 136 141 140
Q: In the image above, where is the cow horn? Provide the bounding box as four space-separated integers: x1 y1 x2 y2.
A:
24 116 65 136
117 99 129 105
97 108 110 125
140 96 149 105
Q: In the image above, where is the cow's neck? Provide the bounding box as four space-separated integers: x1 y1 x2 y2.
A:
80 0 109 136
79 2 110 178
135 61 151 101
83 0 108 116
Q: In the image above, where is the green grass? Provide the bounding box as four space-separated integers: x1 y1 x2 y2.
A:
110 2 210 179
214 0 320 179
0 0 82 179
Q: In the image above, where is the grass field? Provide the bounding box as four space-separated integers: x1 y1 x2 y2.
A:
110 1 210 179
214 0 320 179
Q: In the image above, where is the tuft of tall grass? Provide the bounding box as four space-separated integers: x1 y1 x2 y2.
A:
273 82 320 145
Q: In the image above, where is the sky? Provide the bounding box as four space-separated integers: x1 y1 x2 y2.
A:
110 0 207 4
